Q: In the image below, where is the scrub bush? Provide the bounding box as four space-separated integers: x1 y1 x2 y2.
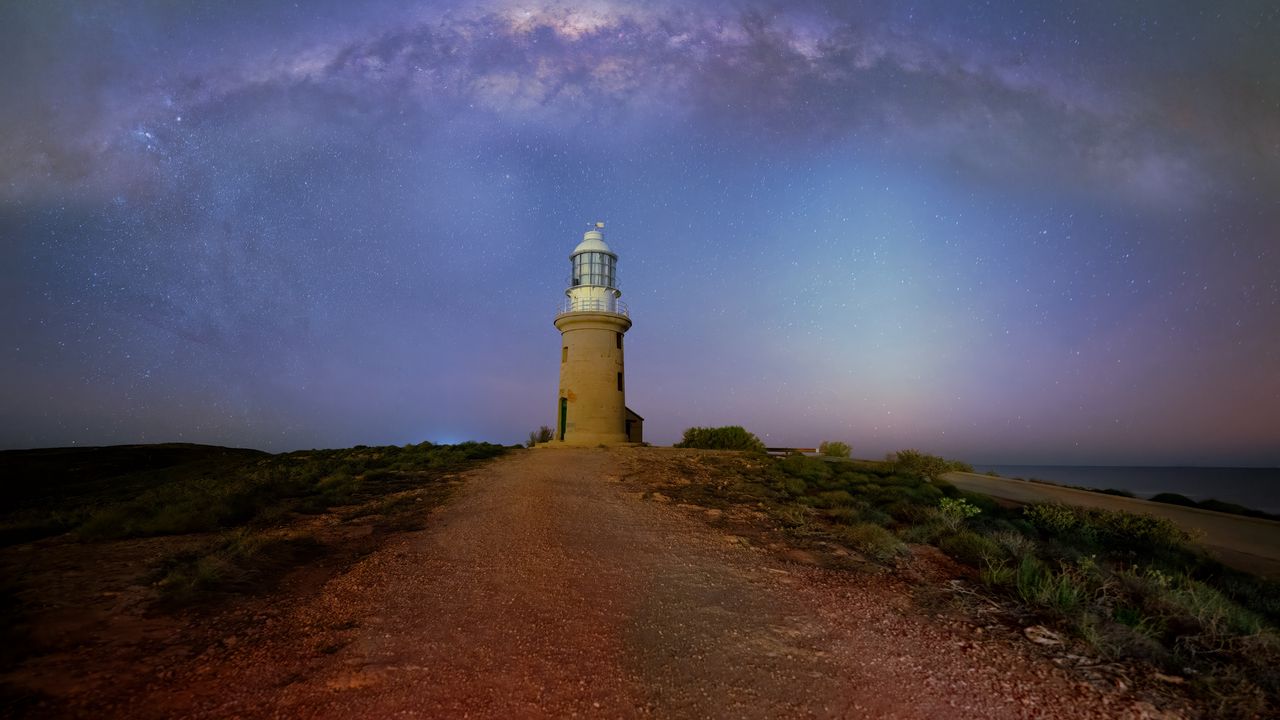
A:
891 449 973 478
938 530 1004 566
938 497 982 530
839 523 907 562
813 490 856 508
782 476 807 497
819 441 851 458
675 426 766 452
526 425 554 447
779 454 832 484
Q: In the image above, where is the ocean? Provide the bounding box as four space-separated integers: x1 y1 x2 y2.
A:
976 466 1280 516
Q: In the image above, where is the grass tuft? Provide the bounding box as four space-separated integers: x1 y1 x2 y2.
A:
838 523 907 563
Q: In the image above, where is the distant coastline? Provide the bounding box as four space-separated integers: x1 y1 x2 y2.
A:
977 465 1280 516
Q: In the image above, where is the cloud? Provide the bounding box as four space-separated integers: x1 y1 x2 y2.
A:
1 1 1271 206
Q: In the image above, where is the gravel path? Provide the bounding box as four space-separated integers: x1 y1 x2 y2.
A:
153 448 1169 718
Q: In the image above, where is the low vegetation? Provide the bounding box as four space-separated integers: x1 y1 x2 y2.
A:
888 448 973 478
655 444 1279 715
819 441 851 458
72 441 506 541
674 426 766 452
153 528 325 604
1 441 507 603
1009 479 1279 521
527 425 555 447
1150 492 1280 522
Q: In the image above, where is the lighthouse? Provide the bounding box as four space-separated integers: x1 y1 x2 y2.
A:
552 222 642 445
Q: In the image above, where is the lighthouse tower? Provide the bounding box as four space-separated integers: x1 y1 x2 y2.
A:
552 222 638 445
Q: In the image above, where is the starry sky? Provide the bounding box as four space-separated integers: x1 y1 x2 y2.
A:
2 1 1278 465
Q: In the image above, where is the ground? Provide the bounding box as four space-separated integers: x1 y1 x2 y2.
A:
944 471 1280 579
2 448 1179 718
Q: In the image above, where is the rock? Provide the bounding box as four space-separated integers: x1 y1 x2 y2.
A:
1023 625 1063 646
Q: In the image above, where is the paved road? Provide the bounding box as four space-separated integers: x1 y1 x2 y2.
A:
944 471 1280 578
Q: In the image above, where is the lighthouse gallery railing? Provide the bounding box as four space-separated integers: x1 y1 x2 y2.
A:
556 297 629 317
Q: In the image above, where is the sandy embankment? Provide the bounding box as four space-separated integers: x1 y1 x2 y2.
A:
943 471 1280 578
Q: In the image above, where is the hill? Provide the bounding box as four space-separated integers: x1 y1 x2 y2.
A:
2 445 1277 717
0 444 268 545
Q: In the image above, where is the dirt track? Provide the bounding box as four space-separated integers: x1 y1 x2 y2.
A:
224 448 1164 718
8 448 1172 718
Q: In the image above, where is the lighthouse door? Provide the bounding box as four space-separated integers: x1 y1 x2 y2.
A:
559 398 568 441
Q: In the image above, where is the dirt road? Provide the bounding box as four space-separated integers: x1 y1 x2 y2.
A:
944 471 1280 579
16 448 1169 718
239 448 1163 718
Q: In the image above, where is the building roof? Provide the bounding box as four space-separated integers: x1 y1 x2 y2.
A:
572 229 613 257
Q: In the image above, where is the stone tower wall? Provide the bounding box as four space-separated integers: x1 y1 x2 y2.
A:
554 313 631 445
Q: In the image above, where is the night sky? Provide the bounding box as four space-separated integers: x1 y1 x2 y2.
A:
2 1 1278 465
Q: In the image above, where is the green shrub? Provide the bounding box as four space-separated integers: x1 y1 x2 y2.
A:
156 528 322 603
884 500 930 523
858 507 893 527
891 449 972 479
316 471 360 504
1014 556 1088 615
890 449 949 479
838 523 907 563
527 425 554 447
938 530 1004 566
1023 503 1082 535
980 557 1016 587
779 454 832 484
813 490 856 508
858 481 942 508
1093 510 1190 551
76 442 506 541
1173 581 1265 638
782 476 807 497
896 515 949 544
991 530 1037 558
1195 498 1280 521
960 491 1000 513
1149 492 1200 508
675 426 766 452
1209 568 1280 626
938 497 982 530
818 441 851 458
1098 488 1136 498
826 506 859 524
839 471 877 487
1024 503 1190 553
772 505 811 529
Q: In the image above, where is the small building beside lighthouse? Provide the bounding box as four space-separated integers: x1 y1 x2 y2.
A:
551 223 641 445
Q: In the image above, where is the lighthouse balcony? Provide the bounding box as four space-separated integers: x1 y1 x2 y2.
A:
556 297 629 317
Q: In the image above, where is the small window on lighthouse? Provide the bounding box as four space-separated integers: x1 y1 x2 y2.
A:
562 346 568 363
617 372 624 391
615 332 622 349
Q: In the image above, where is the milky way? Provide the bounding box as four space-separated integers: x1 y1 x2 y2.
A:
2 1 1278 464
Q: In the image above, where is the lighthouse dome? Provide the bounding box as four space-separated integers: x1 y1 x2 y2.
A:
572 229 613 257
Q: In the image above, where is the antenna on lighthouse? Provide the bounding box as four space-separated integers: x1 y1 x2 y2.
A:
595 221 605 229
